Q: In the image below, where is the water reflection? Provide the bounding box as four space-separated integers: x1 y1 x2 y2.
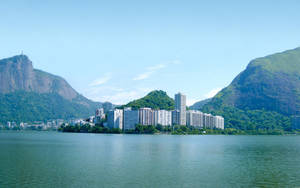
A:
1 132 300 187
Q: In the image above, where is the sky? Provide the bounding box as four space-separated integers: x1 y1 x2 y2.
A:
0 0 300 105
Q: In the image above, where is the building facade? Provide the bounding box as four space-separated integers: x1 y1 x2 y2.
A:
175 93 186 125
214 116 224 129
123 108 139 130
172 110 180 125
154 110 172 126
203 113 214 128
108 109 123 129
105 92 224 130
95 108 105 124
202 113 224 129
186 110 203 127
139 108 154 125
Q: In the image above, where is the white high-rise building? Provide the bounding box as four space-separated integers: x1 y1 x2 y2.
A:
124 108 139 130
203 113 224 129
139 108 154 125
154 110 172 126
214 116 224 129
186 110 203 127
203 113 214 128
108 109 123 129
175 93 186 125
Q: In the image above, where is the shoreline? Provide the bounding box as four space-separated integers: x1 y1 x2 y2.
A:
2 129 299 136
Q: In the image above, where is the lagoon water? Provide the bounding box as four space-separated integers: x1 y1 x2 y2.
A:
1 132 300 187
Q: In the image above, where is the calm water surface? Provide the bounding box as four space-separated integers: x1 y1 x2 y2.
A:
0 131 300 187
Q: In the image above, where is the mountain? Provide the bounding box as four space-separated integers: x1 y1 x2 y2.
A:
123 90 174 110
190 98 211 110
0 55 112 123
201 48 300 131
0 55 77 100
209 47 300 115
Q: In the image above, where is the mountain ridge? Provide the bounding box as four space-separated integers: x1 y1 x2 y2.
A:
212 47 300 116
190 98 211 110
200 47 300 130
0 55 112 123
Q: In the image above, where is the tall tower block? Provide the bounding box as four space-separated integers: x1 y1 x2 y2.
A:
175 93 186 125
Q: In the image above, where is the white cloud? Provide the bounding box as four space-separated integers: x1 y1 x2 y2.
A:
84 86 153 105
133 71 153 81
170 59 181 65
133 59 181 81
85 59 183 103
133 64 166 81
89 73 112 86
100 88 153 105
204 88 222 99
147 64 166 71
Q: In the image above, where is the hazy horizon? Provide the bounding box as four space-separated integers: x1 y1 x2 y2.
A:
1 0 300 105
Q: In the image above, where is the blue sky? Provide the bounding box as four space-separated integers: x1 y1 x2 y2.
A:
1 0 300 105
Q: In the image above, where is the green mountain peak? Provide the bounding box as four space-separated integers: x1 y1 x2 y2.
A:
248 47 300 74
200 47 300 131
124 90 174 110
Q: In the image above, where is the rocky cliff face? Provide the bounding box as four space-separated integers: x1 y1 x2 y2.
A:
0 55 113 123
0 55 77 100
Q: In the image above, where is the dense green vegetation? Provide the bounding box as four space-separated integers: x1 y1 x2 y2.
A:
0 91 99 124
59 124 161 134
170 125 291 135
59 124 122 134
59 123 297 135
204 47 300 116
201 104 292 131
0 125 56 131
196 47 300 131
123 90 174 110
249 47 300 74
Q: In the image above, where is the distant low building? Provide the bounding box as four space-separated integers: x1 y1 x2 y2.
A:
89 116 95 123
95 108 105 124
69 118 86 126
